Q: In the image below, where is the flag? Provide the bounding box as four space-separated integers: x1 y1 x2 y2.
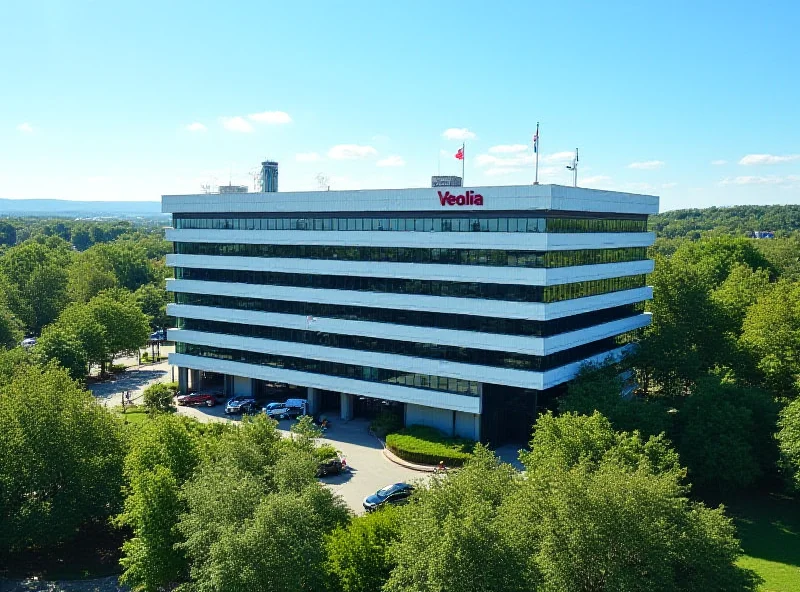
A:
454 147 464 160
533 128 539 154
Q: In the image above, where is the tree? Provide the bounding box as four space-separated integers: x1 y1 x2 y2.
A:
325 506 401 592
51 302 108 374
677 377 779 493
0 221 16 246
177 414 348 591
385 445 528 592
116 415 201 591
711 263 773 336
88 289 150 371
503 412 758 591
777 398 800 492
0 240 71 332
133 283 169 331
637 254 728 394
67 253 118 303
740 281 800 396
0 364 124 553
559 363 673 439
142 382 177 414
33 325 89 380
89 242 155 292
0 299 23 349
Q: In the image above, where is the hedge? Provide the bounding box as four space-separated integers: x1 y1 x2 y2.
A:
385 425 475 467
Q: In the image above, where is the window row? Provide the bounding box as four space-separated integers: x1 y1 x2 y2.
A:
174 292 646 337
176 317 642 372
174 243 649 269
173 215 647 234
175 342 480 396
173 268 648 304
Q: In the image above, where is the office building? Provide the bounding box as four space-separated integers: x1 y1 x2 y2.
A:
163 184 657 441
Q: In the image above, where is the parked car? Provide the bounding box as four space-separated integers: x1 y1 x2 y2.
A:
20 337 37 348
284 398 308 418
316 457 344 477
149 329 167 342
263 402 289 419
363 483 414 512
176 392 216 407
225 396 259 415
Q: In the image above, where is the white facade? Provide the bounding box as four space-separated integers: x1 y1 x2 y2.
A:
163 184 658 441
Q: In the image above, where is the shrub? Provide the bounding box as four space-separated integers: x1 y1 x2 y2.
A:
143 382 176 414
162 381 179 395
385 425 474 466
313 443 340 463
110 362 127 373
370 410 403 438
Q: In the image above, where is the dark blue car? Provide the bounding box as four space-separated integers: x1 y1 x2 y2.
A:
362 483 414 512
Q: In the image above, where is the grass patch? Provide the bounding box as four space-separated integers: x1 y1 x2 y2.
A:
386 425 475 466
111 405 150 426
728 491 800 591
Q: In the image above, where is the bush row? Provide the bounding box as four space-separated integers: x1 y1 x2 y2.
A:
385 425 475 466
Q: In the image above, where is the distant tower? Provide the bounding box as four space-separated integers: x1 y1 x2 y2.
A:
260 161 279 192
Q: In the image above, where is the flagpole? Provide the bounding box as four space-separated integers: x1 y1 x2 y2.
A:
534 122 540 185
461 142 465 186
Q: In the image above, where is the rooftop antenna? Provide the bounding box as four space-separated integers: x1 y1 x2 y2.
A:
566 148 579 187
316 172 330 191
249 167 260 192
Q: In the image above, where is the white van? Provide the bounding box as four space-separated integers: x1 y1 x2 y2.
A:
263 399 308 419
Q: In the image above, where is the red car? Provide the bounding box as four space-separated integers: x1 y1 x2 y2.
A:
176 392 216 407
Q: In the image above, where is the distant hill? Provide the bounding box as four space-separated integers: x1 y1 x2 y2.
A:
651 205 800 238
0 198 165 218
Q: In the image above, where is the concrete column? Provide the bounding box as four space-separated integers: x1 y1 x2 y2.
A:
178 367 189 395
224 375 233 397
307 387 320 415
250 378 258 398
340 392 354 421
189 369 200 391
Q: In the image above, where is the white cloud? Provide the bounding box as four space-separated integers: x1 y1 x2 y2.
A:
248 110 292 124
738 153 800 165
442 128 476 140
475 153 534 168
720 175 795 185
488 144 528 154
628 160 665 170
328 144 378 160
376 155 405 167
626 182 657 192
662 182 678 188
580 175 612 187
220 116 253 133
485 167 523 176
295 152 321 162
543 151 575 163
17 123 33 133
711 159 727 165
185 122 207 132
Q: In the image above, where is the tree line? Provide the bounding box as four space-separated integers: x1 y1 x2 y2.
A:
0 221 170 379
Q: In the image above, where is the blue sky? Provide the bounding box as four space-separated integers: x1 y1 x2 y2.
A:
1 0 798 211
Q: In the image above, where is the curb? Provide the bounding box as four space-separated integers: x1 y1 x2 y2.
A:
381 446 440 473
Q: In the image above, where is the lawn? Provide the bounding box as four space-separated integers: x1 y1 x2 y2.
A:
729 491 800 591
111 405 150 426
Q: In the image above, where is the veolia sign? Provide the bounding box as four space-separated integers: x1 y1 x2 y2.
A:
438 190 484 206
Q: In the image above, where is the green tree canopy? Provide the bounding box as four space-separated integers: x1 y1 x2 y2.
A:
740 281 800 396
0 364 124 554
777 398 800 492
33 325 89 380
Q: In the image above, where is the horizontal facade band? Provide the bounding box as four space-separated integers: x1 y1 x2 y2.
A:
167 278 653 320
174 242 649 270
162 185 659 215
169 352 482 413
168 328 629 390
172 292 644 337
168 302 652 356
166 254 655 286
165 228 656 251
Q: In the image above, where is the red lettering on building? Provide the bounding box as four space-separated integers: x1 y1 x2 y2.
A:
438 190 484 206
